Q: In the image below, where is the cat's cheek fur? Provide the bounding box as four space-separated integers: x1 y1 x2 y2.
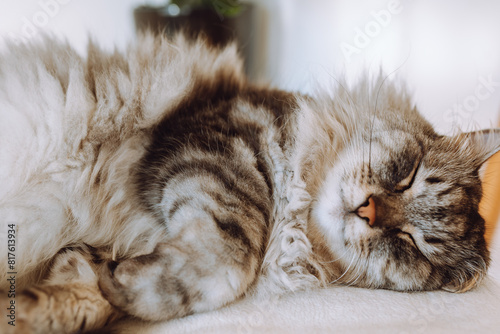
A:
313 171 346 247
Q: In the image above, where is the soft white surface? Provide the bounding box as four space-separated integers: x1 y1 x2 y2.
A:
114 225 500 334
115 279 500 334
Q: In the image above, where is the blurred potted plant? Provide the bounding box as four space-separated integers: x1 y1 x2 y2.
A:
168 0 244 18
134 0 255 75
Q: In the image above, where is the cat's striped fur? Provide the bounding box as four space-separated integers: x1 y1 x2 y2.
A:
0 34 498 333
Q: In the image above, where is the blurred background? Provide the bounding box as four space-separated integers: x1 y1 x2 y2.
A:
1 0 500 133
0 0 499 279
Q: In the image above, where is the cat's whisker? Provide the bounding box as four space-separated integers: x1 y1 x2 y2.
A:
328 252 361 285
344 257 366 287
344 273 362 287
319 244 355 265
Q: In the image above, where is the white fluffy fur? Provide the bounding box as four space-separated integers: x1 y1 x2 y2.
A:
0 34 248 289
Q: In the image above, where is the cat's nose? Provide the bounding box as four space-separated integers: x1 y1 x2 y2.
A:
356 197 376 226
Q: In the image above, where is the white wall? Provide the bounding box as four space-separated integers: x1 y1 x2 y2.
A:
0 0 143 54
1 0 500 133
255 0 500 134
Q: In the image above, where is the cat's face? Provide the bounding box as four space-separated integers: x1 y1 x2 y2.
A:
313 118 497 292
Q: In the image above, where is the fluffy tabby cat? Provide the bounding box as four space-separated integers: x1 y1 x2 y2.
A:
0 34 498 333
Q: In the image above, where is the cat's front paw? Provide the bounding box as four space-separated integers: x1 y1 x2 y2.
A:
99 252 173 321
99 243 248 322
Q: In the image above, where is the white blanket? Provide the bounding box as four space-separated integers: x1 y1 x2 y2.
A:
115 279 500 334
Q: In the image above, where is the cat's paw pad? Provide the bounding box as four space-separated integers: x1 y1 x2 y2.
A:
99 260 134 309
98 254 165 320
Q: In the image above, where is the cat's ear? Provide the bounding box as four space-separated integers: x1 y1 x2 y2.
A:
461 128 500 166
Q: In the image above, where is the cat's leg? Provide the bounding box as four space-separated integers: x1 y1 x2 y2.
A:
0 248 123 334
99 208 267 321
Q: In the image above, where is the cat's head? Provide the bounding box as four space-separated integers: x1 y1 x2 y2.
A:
310 79 498 292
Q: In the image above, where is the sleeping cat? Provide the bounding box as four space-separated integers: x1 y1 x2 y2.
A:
0 34 497 333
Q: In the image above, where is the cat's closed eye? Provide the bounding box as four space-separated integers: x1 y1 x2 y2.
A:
394 160 420 192
424 237 444 244
395 229 417 246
